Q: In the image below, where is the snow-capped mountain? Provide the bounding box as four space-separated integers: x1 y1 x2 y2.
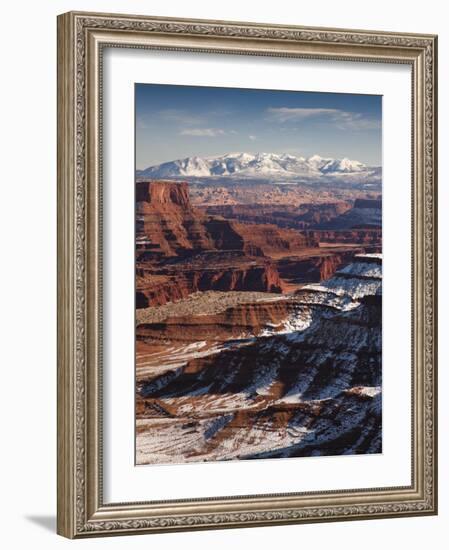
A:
137 152 381 184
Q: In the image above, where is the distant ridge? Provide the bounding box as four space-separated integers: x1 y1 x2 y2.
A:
137 152 381 184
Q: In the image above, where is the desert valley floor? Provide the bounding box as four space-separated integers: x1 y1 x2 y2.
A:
135 170 382 465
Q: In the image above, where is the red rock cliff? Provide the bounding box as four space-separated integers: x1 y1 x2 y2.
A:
136 180 192 209
136 181 289 305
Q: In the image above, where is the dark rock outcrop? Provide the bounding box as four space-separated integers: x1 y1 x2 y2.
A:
316 198 382 229
203 202 352 230
277 249 365 285
305 229 381 247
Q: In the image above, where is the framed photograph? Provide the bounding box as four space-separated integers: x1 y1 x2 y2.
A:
57 11 438 538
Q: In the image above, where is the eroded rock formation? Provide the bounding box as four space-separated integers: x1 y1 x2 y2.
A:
136 181 290 305
203 202 352 230
136 181 381 307
136 255 382 464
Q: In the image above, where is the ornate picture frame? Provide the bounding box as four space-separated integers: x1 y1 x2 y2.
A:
57 11 437 538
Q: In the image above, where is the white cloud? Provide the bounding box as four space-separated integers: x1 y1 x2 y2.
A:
159 109 204 125
266 107 380 130
180 128 227 137
267 107 340 121
249 135 257 140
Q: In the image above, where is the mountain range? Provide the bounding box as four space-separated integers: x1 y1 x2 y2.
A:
137 152 381 184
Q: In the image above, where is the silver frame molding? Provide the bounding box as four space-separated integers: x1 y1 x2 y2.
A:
57 11 438 538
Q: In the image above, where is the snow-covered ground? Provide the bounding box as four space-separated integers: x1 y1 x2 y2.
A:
138 254 382 377
136 255 383 464
137 151 381 185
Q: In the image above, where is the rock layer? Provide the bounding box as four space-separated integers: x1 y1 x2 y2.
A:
136 181 381 306
277 249 365 285
203 202 352 230
136 181 290 305
136 255 382 464
137 299 301 342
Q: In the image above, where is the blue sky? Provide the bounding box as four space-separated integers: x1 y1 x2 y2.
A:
136 83 382 169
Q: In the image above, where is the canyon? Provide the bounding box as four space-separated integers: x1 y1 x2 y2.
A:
136 180 381 307
135 178 382 464
136 255 382 463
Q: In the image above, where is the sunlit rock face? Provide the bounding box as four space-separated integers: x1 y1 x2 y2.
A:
136 181 381 313
136 255 382 465
135 180 306 307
